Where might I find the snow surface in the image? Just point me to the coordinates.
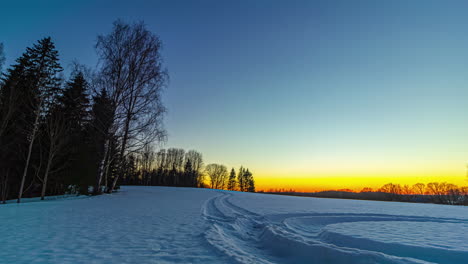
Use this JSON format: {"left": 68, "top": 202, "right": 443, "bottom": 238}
{"left": 0, "top": 186, "right": 467, "bottom": 264}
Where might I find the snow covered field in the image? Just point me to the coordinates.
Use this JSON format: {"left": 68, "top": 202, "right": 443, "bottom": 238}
{"left": 0, "top": 186, "right": 466, "bottom": 264}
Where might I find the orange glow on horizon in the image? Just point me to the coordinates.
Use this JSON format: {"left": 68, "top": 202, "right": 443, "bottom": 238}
{"left": 255, "top": 174, "right": 468, "bottom": 192}
{"left": 246, "top": 155, "right": 468, "bottom": 192}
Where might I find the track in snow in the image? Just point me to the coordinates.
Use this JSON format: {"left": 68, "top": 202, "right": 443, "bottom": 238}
{"left": 201, "top": 191, "right": 468, "bottom": 264}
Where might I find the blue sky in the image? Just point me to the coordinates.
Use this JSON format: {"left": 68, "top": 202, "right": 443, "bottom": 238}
{"left": 2, "top": 0, "right": 468, "bottom": 189}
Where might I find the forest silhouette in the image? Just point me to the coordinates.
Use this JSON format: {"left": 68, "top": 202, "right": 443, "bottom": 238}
{"left": 0, "top": 21, "right": 255, "bottom": 203}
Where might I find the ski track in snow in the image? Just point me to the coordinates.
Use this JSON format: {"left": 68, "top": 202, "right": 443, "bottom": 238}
{"left": 202, "top": 191, "right": 468, "bottom": 264}
{"left": 1, "top": 186, "right": 467, "bottom": 264}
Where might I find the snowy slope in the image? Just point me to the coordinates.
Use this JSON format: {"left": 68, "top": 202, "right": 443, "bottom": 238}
{"left": 0, "top": 186, "right": 466, "bottom": 264}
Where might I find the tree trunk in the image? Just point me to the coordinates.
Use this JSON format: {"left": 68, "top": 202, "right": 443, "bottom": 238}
{"left": 41, "top": 154, "right": 53, "bottom": 200}
{"left": 95, "top": 139, "right": 109, "bottom": 194}
{"left": 18, "top": 105, "right": 41, "bottom": 203}
{"left": 103, "top": 152, "right": 112, "bottom": 193}
{"left": 109, "top": 117, "right": 130, "bottom": 193}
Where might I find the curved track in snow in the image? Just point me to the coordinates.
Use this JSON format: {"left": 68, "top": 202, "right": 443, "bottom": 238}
{"left": 202, "top": 191, "right": 468, "bottom": 264}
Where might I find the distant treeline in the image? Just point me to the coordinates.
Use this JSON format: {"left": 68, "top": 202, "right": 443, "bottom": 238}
{"left": 120, "top": 147, "right": 255, "bottom": 192}
{"left": 260, "top": 182, "right": 468, "bottom": 205}
{"left": 0, "top": 21, "right": 254, "bottom": 204}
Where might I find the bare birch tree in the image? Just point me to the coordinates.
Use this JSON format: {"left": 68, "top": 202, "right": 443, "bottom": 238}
{"left": 96, "top": 20, "right": 167, "bottom": 193}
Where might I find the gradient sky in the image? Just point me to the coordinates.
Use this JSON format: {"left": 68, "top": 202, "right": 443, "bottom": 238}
{"left": 2, "top": 0, "right": 468, "bottom": 191}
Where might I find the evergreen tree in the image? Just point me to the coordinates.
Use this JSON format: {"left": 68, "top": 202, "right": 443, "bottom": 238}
{"left": 244, "top": 169, "right": 255, "bottom": 192}
{"left": 237, "top": 166, "right": 245, "bottom": 192}
{"left": 227, "top": 168, "right": 236, "bottom": 191}
{"left": 0, "top": 51, "right": 29, "bottom": 202}
{"left": 8, "top": 37, "right": 63, "bottom": 203}
{"left": 59, "top": 71, "right": 90, "bottom": 131}
{"left": 57, "top": 71, "right": 91, "bottom": 194}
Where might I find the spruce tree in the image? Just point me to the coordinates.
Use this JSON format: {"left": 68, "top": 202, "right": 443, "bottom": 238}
{"left": 227, "top": 168, "right": 236, "bottom": 191}
{"left": 56, "top": 71, "right": 91, "bottom": 194}
{"left": 14, "top": 37, "right": 63, "bottom": 203}
{"left": 0, "top": 47, "right": 32, "bottom": 203}
{"left": 59, "top": 72, "right": 90, "bottom": 131}
{"left": 245, "top": 169, "right": 255, "bottom": 192}
{"left": 237, "top": 166, "right": 245, "bottom": 192}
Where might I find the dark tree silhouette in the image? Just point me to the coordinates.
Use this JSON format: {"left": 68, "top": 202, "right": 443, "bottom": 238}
{"left": 227, "top": 168, "right": 236, "bottom": 191}
{"left": 244, "top": 169, "right": 255, "bottom": 192}
{"left": 13, "top": 38, "right": 63, "bottom": 203}
{"left": 185, "top": 150, "right": 204, "bottom": 187}
{"left": 96, "top": 20, "right": 167, "bottom": 193}
{"left": 206, "top": 164, "right": 228, "bottom": 190}
{"left": 237, "top": 166, "right": 246, "bottom": 192}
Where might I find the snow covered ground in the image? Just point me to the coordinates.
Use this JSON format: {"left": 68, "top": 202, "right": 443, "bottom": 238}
{"left": 0, "top": 186, "right": 466, "bottom": 264}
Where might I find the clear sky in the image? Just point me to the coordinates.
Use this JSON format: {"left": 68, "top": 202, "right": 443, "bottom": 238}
{"left": 2, "top": 0, "right": 468, "bottom": 191}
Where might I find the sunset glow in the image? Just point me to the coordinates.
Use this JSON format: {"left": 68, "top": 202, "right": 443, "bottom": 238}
{"left": 3, "top": 0, "right": 468, "bottom": 192}
{"left": 1, "top": 1, "right": 468, "bottom": 263}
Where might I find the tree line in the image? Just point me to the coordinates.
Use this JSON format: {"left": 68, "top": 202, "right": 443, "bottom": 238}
{"left": 261, "top": 181, "right": 468, "bottom": 205}
{"left": 0, "top": 20, "right": 255, "bottom": 203}
{"left": 373, "top": 182, "right": 468, "bottom": 205}
{"left": 119, "top": 146, "right": 255, "bottom": 192}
